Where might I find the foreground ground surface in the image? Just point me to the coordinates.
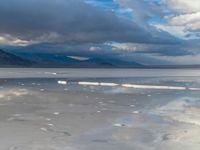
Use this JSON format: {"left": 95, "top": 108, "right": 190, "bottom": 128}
{"left": 0, "top": 68, "right": 200, "bottom": 150}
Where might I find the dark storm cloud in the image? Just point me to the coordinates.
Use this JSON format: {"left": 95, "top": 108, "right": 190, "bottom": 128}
{"left": 133, "top": 43, "right": 192, "bottom": 56}
{"left": 0, "top": 0, "right": 179, "bottom": 44}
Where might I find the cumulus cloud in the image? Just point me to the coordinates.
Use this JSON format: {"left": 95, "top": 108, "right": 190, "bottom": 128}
{"left": 162, "top": 0, "right": 200, "bottom": 13}
{"left": 115, "top": 0, "right": 200, "bottom": 39}
{"left": 0, "top": 0, "right": 180, "bottom": 46}
{"left": 162, "top": 0, "right": 200, "bottom": 37}
{"left": 114, "top": 0, "right": 163, "bottom": 27}
{"left": 112, "top": 43, "right": 137, "bottom": 52}
{"left": 155, "top": 24, "right": 188, "bottom": 39}
{"left": 0, "top": 34, "right": 36, "bottom": 46}
{"left": 109, "top": 41, "right": 192, "bottom": 57}
{"left": 1, "top": 0, "right": 199, "bottom": 65}
{"left": 168, "top": 12, "right": 200, "bottom": 32}
{"left": 89, "top": 46, "right": 102, "bottom": 51}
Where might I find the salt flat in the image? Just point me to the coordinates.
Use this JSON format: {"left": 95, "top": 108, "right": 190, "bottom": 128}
{"left": 0, "top": 69, "right": 200, "bottom": 150}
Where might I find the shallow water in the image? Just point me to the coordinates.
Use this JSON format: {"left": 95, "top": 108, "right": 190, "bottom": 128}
{"left": 1, "top": 68, "right": 200, "bottom": 78}
{"left": 0, "top": 68, "right": 200, "bottom": 150}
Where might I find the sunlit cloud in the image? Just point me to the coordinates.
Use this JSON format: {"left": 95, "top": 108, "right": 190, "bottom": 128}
{"left": 0, "top": 35, "right": 34, "bottom": 46}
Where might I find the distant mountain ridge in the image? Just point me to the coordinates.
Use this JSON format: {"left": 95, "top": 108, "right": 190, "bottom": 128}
{"left": 1, "top": 49, "right": 200, "bottom": 68}
{"left": 9, "top": 51, "right": 143, "bottom": 68}
{"left": 0, "top": 49, "right": 32, "bottom": 67}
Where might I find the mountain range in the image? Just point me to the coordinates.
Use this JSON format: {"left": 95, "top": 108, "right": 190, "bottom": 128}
{"left": 1, "top": 49, "right": 200, "bottom": 68}
{"left": 0, "top": 49, "right": 142, "bottom": 68}
{"left": 0, "top": 49, "right": 32, "bottom": 67}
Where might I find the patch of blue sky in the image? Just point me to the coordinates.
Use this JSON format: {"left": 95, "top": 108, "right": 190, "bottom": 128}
{"left": 145, "top": 0, "right": 162, "bottom": 5}
{"left": 116, "top": 8, "right": 133, "bottom": 20}
{"left": 84, "top": 0, "right": 133, "bottom": 20}
{"left": 84, "top": 0, "right": 120, "bottom": 12}
{"left": 149, "top": 16, "right": 167, "bottom": 25}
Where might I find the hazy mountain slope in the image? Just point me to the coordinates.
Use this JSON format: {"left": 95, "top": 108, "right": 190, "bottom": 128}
{"left": 0, "top": 48, "right": 143, "bottom": 67}
{"left": 14, "top": 52, "right": 143, "bottom": 68}
{"left": 0, "top": 49, "right": 32, "bottom": 67}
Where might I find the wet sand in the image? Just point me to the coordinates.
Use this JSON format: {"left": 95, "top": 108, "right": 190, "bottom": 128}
{"left": 0, "top": 69, "right": 200, "bottom": 150}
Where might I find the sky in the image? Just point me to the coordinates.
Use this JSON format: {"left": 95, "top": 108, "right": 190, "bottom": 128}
{"left": 0, "top": 0, "right": 200, "bottom": 65}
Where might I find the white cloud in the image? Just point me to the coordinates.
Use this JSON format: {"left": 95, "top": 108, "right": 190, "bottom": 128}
{"left": 114, "top": 0, "right": 160, "bottom": 28}
{"left": 89, "top": 46, "right": 102, "bottom": 51}
{"left": 0, "top": 32, "right": 67, "bottom": 46}
{"left": 0, "top": 34, "right": 34, "bottom": 46}
{"left": 112, "top": 43, "right": 137, "bottom": 52}
{"left": 162, "top": 0, "right": 200, "bottom": 13}
{"left": 154, "top": 24, "right": 189, "bottom": 39}
{"left": 169, "top": 12, "right": 200, "bottom": 32}
{"left": 161, "top": 0, "right": 200, "bottom": 38}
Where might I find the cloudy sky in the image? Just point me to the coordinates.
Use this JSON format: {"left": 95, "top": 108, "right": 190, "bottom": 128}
{"left": 0, "top": 0, "right": 200, "bottom": 65}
